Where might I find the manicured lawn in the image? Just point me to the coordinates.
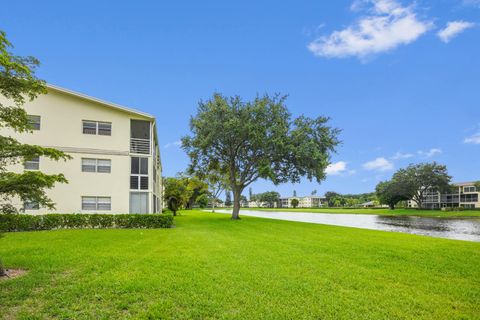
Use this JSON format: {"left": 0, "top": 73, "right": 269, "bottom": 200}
{"left": 242, "top": 207, "right": 480, "bottom": 217}
{"left": 1, "top": 211, "right": 479, "bottom": 319}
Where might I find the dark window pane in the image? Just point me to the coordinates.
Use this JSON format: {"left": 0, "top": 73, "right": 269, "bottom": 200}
{"left": 97, "top": 160, "right": 111, "bottom": 173}
{"left": 97, "top": 197, "right": 111, "bottom": 210}
{"left": 82, "top": 197, "right": 97, "bottom": 210}
{"left": 24, "top": 201, "right": 39, "bottom": 210}
{"left": 130, "top": 176, "right": 139, "bottom": 189}
{"left": 27, "top": 115, "right": 41, "bottom": 130}
{"left": 98, "top": 122, "right": 111, "bottom": 136}
{"left": 131, "top": 157, "right": 139, "bottom": 174}
{"left": 82, "top": 158, "right": 96, "bottom": 172}
{"left": 140, "top": 158, "right": 148, "bottom": 174}
{"left": 140, "top": 176, "right": 149, "bottom": 190}
{"left": 130, "top": 120, "right": 150, "bottom": 139}
{"left": 83, "top": 121, "right": 97, "bottom": 134}
{"left": 24, "top": 157, "right": 40, "bottom": 170}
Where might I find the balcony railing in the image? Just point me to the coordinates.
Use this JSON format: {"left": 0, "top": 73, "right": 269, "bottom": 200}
{"left": 130, "top": 138, "right": 150, "bottom": 154}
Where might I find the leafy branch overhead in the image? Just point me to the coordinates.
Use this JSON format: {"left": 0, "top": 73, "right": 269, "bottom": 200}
{"left": 182, "top": 93, "right": 340, "bottom": 219}
{"left": 0, "top": 30, "right": 70, "bottom": 211}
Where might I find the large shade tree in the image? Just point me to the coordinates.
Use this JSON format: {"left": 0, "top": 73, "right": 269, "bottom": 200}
{"left": 182, "top": 93, "right": 340, "bottom": 219}
{"left": 375, "top": 180, "right": 409, "bottom": 210}
{"left": 0, "top": 31, "right": 70, "bottom": 211}
{"left": 392, "top": 162, "right": 451, "bottom": 209}
{"left": 257, "top": 191, "right": 280, "bottom": 208}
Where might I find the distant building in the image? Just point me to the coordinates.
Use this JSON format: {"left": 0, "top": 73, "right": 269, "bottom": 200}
{"left": 246, "top": 200, "right": 277, "bottom": 208}
{"left": 407, "top": 182, "right": 479, "bottom": 209}
{"left": 358, "top": 201, "right": 388, "bottom": 208}
{"left": 278, "top": 196, "right": 326, "bottom": 208}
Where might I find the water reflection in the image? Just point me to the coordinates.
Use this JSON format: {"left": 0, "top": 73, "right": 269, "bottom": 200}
{"left": 214, "top": 210, "right": 480, "bottom": 242}
{"left": 375, "top": 215, "right": 480, "bottom": 242}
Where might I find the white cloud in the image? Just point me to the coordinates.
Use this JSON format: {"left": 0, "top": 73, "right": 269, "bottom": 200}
{"left": 363, "top": 157, "right": 394, "bottom": 171}
{"left": 326, "top": 161, "right": 349, "bottom": 175}
{"left": 464, "top": 133, "right": 480, "bottom": 144}
{"left": 307, "top": 0, "right": 432, "bottom": 59}
{"left": 391, "top": 152, "right": 414, "bottom": 160}
{"left": 418, "top": 148, "right": 442, "bottom": 158}
{"left": 438, "top": 21, "right": 475, "bottom": 43}
{"left": 164, "top": 140, "right": 182, "bottom": 148}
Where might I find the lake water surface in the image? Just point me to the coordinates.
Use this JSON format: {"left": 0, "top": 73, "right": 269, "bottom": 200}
{"left": 214, "top": 209, "right": 480, "bottom": 242}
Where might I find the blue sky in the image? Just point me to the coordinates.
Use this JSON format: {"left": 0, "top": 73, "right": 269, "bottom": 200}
{"left": 2, "top": 0, "right": 479, "bottom": 198}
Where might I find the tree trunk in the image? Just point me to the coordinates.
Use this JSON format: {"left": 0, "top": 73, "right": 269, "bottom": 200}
{"left": 389, "top": 203, "right": 395, "bottom": 210}
{"left": 211, "top": 199, "right": 215, "bottom": 213}
{"left": 231, "top": 187, "right": 242, "bottom": 220}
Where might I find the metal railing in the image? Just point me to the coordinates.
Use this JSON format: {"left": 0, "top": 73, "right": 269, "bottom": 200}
{"left": 130, "top": 138, "right": 151, "bottom": 154}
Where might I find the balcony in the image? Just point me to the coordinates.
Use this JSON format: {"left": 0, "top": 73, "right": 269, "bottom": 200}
{"left": 130, "top": 138, "right": 150, "bottom": 154}
{"left": 131, "top": 119, "right": 151, "bottom": 154}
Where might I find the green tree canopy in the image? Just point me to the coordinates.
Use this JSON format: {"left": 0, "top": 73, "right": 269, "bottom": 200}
{"left": 163, "top": 177, "right": 191, "bottom": 215}
{"left": 392, "top": 162, "right": 451, "bottom": 209}
{"left": 375, "top": 180, "right": 409, "bottom": 210}
{"left": 182, "top": 93, "right": 340, "bottom": 219}
{"left": 256, "top": 191, "right": 280, "bottom": 208}
{"left": 0, "top": 30, "right": 70, "bottom": 211}
{"left": 291, "top": 198, "right": 299, "bottom": 208}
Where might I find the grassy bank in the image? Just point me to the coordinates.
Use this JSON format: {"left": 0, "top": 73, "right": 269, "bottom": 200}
{"left": 1, "top": 211, "right": 479, "bottom": 319}
{"left": 240, "top": 207, "right": 480, "bottom": 217}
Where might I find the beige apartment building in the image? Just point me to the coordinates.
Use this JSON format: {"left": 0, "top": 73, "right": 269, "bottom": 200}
{"left": 407, "top": 182, "right": 479, "bottom": 209}
{"left": 278, "top": 196, "right": 326, "bottom": 208}
{"left": 0, "top": 84, "right": 162, "bottom": 214}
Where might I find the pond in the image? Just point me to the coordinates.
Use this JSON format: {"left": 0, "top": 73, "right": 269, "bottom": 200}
{"left": 214, "top": 209, "right": 480, "bottom": 242}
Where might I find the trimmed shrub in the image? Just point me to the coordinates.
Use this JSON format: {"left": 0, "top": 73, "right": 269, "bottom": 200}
{"left": 0, "top": 213, "right": 174, "bottom": 232}
{"left": 441, "top": 207, "right": 466, "bottom": 212}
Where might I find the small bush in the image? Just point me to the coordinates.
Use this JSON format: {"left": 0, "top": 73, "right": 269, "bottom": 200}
{"left": 441, "top": 207, "right": 466, "bottom": 212}
{"left": 0, "top": 213, "right": 174, "bottom": 232}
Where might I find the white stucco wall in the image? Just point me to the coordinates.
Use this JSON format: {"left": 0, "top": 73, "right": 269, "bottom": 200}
{"left": 0, "top": 86, "right": 162, "bottom": 214}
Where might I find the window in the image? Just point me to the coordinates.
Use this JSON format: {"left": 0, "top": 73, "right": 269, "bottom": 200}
{"left": 464, "top": 186, "right": 476, "bottom": 193}
{"left": 130, "top": 157, "right": 148, "bottom": 190}
{"left": 83, "top": 121, "right": 97, "bottom": 134}
{"left": 82, "top": 158, "right": 111, "bottom": 173}
{"left": 24, "top": 200, "right": 39, "bottom": 210}
{"left": 460, "top": 193, "right": 478, "bottom": 203}
{"left": 27, "top": 115, "right": 41, "bottom": 130}
{"left": 97, "top": 197, "right": 112, "bottom": 210}
{"left": 24, "top": 157, "right": 40, "bottom": 170}
{"left": 82, "top": 121, "right": 111, "bottom": 135}
{"left": 82, "top": 196, "right": 111, "bottom": 210}
{"left": 97, "top": 159, "right": 111, "bottom": 173}
{"left": 98, "top": 122, "right": 112, "bottom": 136}
{"left": 130, "top": 192, "right": 148, "bottom": 213}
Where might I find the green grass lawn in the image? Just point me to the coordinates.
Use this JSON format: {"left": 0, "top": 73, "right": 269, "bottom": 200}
{"left": 1, "top": 211, "right": 479, "bottom": 319}
{"left": 241, "top": 207, "right": 480, "bottom": 217}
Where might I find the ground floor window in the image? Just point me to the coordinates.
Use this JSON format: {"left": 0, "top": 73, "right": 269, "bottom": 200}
{"left": 24, "top": 200, "right": 39, "bottom": 210}
{"left": 130, "top": 192, "right": 148, "bottom": 214}
{"left": 82, "top": 196, "right": 111, "bottom": 211}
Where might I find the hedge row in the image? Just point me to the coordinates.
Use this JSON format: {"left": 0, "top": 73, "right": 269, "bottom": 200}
{"left": 0, "top": 213, "right": 174, "bottom": 232}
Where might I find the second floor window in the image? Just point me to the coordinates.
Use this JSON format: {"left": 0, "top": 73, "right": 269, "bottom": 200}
{"left": 82, "top": 158, "right": 111, "bottom": 173}
{"left": 464, "top": 186, "right": 476, "bottom": 193}
{"left": 82, "top": 121, "right": 111, "bottom": 136}
{"left": 24, "top": 157, "right": 40, "bottom": 170}
{"left": 130, "top": 157, "right": 148, "bottom": 190}
{"left": 27, "top": 115, "right": 41, "bottom": 130}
